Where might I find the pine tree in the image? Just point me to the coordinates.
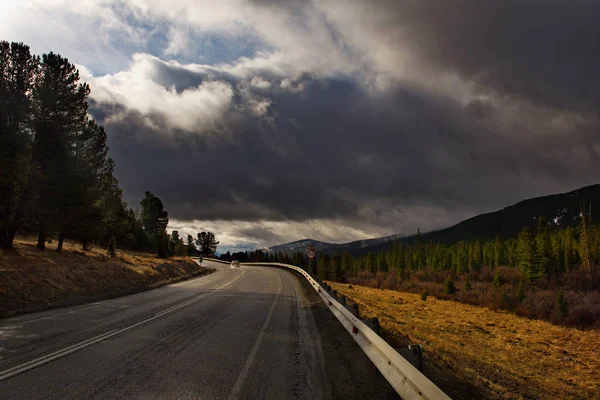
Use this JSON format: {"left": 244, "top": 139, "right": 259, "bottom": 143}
{"left": 555, "top": 289, "right": 568, "bottom": 321}
{"left": 95, "top": 158, "right": 129, "bottom": 246}
{"left": 141, "top": 192, "right": 169, "bottom": 241}
{"left": 535, "top": 216, "right": 552, "bottom": 275}
{"left": 551, "top": 233, "right": 564, "bottom": 274}
{"left": 464, "top": 276, "right": 472, "bottom": 291}
{"left": 156, "top": 232, "right": 169, "bottom": 258}
{"left": 416, "top": 229, "right": 425, "bottom": 269}
{"left": 57, "top": 120, "right": 113, "bottom": 251}
{"left": 317, "top": 253, "right": 330, "bottom": 280}
{"left": 494, "top": 235, "right": 504, "bottom": 266}
{"left": 467, "top": 242, "right": 474, "bottom": 272}
{"left": 186, "top": 234, "right": 196, "bottom": 256}
{"left": 366, "top": 252, "right": 376, "bottom": 274}
{"left": 563, "top": 227, "right": 576, "bottom": 271}
{"left": 506, "top": 240, "right": 517, "bottom": 267}
{"left": 31, "top": 52, "right": 91, "bottom": 250}
{"left": 341, "top": 252, "right": 353, "bottom": 278}
{"left": 473, "top": 241, "right": 482, "bottom": 271}
{"left": 579, "top": 202, "right": 596, "bottom": 284}
{"left": 396, "top": 241, "right": 404, "bottom": 270}
{"left": 517, "top": 279, "right": 526, "bottom": 301}
{"left": 493, "top": 269, "right": 504, "bottom": 289}
{"left": 331, "top": 254, "right": 343, "bottom": 281}
{"left": 377, "top": 249, "right": 388, "bottom": 272}
{"left": 517, "top": 227, "right": 542, "bottom": 289}
{"left": 0, "top": 42, "right": 39, "bottom": 249}
{"left": 129, "top": 208, "right": 151, "bottom": 251}
{"left": 195, "top": 231, "right": 219, "bottom": 256}
{"left": 170, "top": 230, "right": 185, "bottom": 256}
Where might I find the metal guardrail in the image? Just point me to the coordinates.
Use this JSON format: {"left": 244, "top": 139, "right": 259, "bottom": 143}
{"left": 202, "top": 257, "right": 231, "bottom": 265}
{"left": 242, "top": 262, "right": 451, "bottom": 400}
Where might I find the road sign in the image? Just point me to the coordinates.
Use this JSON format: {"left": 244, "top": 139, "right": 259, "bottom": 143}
{"left": 307, "top": 250, "right": 315, "bottom": 259}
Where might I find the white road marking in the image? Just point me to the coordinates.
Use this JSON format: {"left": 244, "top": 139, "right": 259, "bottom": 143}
{"left": 1, "top": 301, "right": 121, "bottom": 328}
{"left": 227, "top": 272, "right": 282, "bottom": 400}
{"left": 0, "top": 269, "right": 245, "bottom": 382}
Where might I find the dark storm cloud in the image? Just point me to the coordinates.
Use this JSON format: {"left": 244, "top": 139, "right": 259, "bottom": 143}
{"left": 84, "top": 0, "right": 600, "bottom": 243}
{"left": 93, "top": 57, "right": 600, "bottom": 232}
{"left": 236, "top": 226, "right": 286, "bottom": 245}
{"left": 369, "top": 0, "right": 600, "bottom": 111}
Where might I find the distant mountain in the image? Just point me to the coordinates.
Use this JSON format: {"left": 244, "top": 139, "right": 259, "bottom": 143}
{"left": 270, "top": 184, "right": 600, "bottom": 256}
{"left": 268, "top": 233, "right": 404, "bottom": 255}
{"left": 268, "top": 239, "right": 330, "bottom": 254}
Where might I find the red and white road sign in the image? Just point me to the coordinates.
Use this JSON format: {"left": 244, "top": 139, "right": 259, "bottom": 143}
{"left": 307, "top": 250, "right": 315, "bottom": 259}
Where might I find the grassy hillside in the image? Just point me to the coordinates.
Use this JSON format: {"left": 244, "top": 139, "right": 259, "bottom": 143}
{"left": 0, "top": 237, "right": 214, "bottom": 318}
{"left": 329, "top": 282, "right": 600, "bottom": 400}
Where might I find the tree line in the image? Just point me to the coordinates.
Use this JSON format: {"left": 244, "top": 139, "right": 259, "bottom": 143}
{"left": 0, "top": 41, "right": 124, "bottom": 251}
{"left": 257, "top": 210, "right": 599, "bottom": 292}
{"left": 0, "top": 40, "right": 218, "bottom": 259}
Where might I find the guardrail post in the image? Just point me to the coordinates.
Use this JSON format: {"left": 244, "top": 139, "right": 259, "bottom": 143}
{"left": 398, "top": 344, "right": 424, "bottom": 372}
{"left": 331, "top": 290, "right": 337, "bottom": 299}
{"left": 372, "top": 317, "right": 380, "bottom": 335}
{"left": 340, "top": 295, "right": 346, "bottom": 306}
{"left": 362, "top": 317, "right": 379, "bottom": 335}
{"left": 410, "top": 345, "right": 423, "bottom": 372}
{"left": 350, "top": 303, "right": 360, "bottom": 318}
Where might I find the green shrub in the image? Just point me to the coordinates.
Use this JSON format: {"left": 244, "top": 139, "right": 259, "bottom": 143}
{"left": 555, "top": 289, "right": 568, "bottom": 320}
{"left": 493, "top": 269, "right": 504, "bottom": 289}
{"left": 444, "top": 277, "right": 456, "bottom": 294}
{"left": 517, "top": 279, "right": 526, "bottom": 301}
{"left": 420, "top": 290, "right": 428, "bottom": 301}
{"left": 500, "top": 287, "right": 508, "bottom": 304}
{"left": 107, "top": 236, "right": 117, "bottom": 258}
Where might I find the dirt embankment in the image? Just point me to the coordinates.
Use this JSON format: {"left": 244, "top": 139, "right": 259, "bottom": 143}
{"left": 0, "top": 237, "right": 214, "bottom": 318}
{"left": 328, "top": 282, "right": 600, "bottom": 400}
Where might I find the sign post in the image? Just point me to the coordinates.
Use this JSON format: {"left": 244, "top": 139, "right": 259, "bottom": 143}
{"left": 307, "top": 242, "right": 316, "bottom": 275}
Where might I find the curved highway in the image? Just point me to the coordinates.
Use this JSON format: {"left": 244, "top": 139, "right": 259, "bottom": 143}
{"left": 0, "top": 260, "right": 396, "bottom": 399}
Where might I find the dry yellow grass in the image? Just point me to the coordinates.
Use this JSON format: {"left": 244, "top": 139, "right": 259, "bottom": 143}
{"left": 328, "top": 282, "right": 600, "bottom": 400}
{"left": 0, "top": 236, "right": 212, "bottom": 317}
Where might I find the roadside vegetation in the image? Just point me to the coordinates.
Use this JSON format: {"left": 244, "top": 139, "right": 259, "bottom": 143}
{"left": 328, "top": 282, "right": 600, "bottom": 400}
{"left": 259, "top": 212, "right": 600, "bottom": 329}
{"left": 0, "top": 236, "right": 213, "bottom": 318}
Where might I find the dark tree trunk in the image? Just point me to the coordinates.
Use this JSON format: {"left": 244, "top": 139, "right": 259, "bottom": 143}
{"left": 2, "top": 226, "right": 18, "bottom": 249}
{"left": 56, "top": 233, "right": 64, "bottom": 253}
{"left": 37, "top": 231, "right": 46, "bottom": 250}
{"left": 0, "top": 205, "right": 12, "bottom": 249}
{"left": 0, "top": 232, "right": 12, "bottom": 249}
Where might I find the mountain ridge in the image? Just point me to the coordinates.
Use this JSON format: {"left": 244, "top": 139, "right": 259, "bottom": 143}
{"left": 269, "top": 183, "right": 600, "bottom": 256}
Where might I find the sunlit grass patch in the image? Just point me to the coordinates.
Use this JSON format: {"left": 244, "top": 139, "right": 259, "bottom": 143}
{"left": 328, "top": 282, "right": 600, "bottom": 400}
{"left": 1, "top": 236, "right": 212, "bottom": 317}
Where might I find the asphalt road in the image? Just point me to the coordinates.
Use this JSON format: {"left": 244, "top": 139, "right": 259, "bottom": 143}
{"left": 0, "top": 260, "right": 397, "bottom": 399}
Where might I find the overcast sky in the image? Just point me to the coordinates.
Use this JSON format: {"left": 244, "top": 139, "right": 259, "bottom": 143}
{"left": 3, "top": 1, "right": 600, "bottom": 252}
